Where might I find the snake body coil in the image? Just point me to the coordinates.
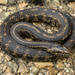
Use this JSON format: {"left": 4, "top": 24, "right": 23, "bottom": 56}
{"left": 0, "top": 8, "right": 75, "bottom": 61}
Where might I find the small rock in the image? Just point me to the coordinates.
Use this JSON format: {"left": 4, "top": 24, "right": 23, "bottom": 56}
{"left": 64, "top": 68, "right": 70, "bottom": 73}
{"left": 30, "top": 66, "right": 39, "bottom": 74}
{"left": 18, "top": 3, "right": 28, "bottom": 10}
{"left": 0, "top": 64, "right": 7, "bottom": 73}
{"left": 73, "top": 14, "right": 75, "bottom": 17}
{"left": 56, "top": 63, "right": 65, "bottom": 69}
{"left": 62, "top": 59, "right": 67, "bottom": 63}
{"left": 67, "top": 57, "right": 73, "bottom": 68}
{"left": 25, "top": 73, "right": 34, "bottom": 75}
{"left": 47, "top": 71, "right": 50, "bottom": 75}
{"left": 56, "top": 59, "right": 65, "bottom": 69}
{"left": 28, "top": 62, "right": 34, "bottom": 67}
{"left": 25, "top": 38, "right": 32, "bottom": 41}
{"left": 7, "top": 61, "right": 14, "bottom": 68}
{"left": 10, "top": 11, "right": 16, "bottom": 14}
{"left": 0, "top": 0, "right": 8, "bottom": 4}
{"left": 57, "top": 71, "right": 64, "bottom": 75}
{"left": 0, "top": 56, "right": 5, "bottom": 63}
{"left": 5, "top": 12, "right": 10, "bottom": 17}
{"left": 17, "top": 63, "right": 29, "bottom": 73}
{"left": 13, "top": 62, "right": 18, "bottom": 73}
{"left": 65, "top": 64, "right": 70, "bottom": 68}
{"left": 68, "top": 2, "right": 75, "bottom": 10}
{"left": 0, "top": 52, "right": 4, "bottom": 56}
{"left": 59, "top": 6, "right": 63, "bottom": 9}
{"left": 21, "top": 72, "right": 27, "bottom": 75}
{"left": 7, "top": 6, "right": 16, "bottom": 11}
{"left": 9, "top": 0, "right": 17, "bottom": 4}
{"left": 72, "top": 59, "right": 75, "bottom": 69}
{"left": 39, "top": 69, "right": 48, "bottom": 75}
{"left": 38, "top": 72, "right": 45, "bottom": 75}
{"left": 46, "top": 29, "right": 53, "bottom": 33}
{"left": 0, "top": 19, "right": 3, "bottom": 24}
{"left": 29, "top": 73, "right": 35, "bottom": 75}
{"left": 54, "top": 0, "right": 59, "bottom": 3}
{"left": 46, "top": 67, "right": 58, "bottom": 75}
{"left": 64, "top": 67, "right": 74, "bottom": 75}
{"left": 1, "top": 72, "right": 14, "bottom": 75}
{"left": 33, "top": 62, "right": 54, "bottom": 69}
{"left": 5, "top": 54, "right": 12, "bottom": 61}
{"left": 2, "top": 6, "right": 7, "bottom": 11}
{"left": 18, "top": 58, "right": 27, "bottom": 64}
{"left": 0, "top": 8, "right": 3, "bottom": 13}
{"left": 52, "top": 27, "right": 59, "bottom": 32}
{"left": 0, "top": 12, "right": 6, "bottom": 20}
{"left": 63, "top": 71, "right": 67, "bottom": 75}
{"left": 5, "top": 66, "right": 13, "bottom": 73}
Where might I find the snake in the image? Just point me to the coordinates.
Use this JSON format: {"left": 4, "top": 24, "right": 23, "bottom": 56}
{"left": 0, "top": 8, "right": 75, "bottom": 62}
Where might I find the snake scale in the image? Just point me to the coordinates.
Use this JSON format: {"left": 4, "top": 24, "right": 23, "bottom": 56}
{"left": 0, "top": 8, "right": 75, "bottom": 62}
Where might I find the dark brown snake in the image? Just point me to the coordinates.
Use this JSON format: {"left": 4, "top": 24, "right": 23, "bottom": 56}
{"left": 0, "top": 8, "right": 75, "bottom": 63}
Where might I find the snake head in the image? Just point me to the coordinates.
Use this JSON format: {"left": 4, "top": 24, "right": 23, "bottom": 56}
{"left": 48, "top": 45, "right": 71, "bottom": 57}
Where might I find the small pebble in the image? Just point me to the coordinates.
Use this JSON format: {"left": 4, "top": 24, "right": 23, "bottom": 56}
{"left": 0, "top": 56, "right": 5, "bottom": 63}
{"left": 0, "top": 0, "right": 8, "bottom": 4}
{"left": 1, "top": 72, "right": 14, "bottom": 75}
{"left": 65, "top": 64, "right": 70, "bottom": 68}
{"left": 59, "top": 6, "right": 63, "bottom": 9}
{"left": 30, "top": 66, "right": 39, "bottom": 74}
{"left": 7, "top": 6, "right": 16, "bottom": 11}
{"left": 54, "top": 0, "right": 59, "bottom": 3}
{"left": 0, "top": 64, "right": 7, "bottom": 73}
{"left": 21, "top": 72, "right": 27, "bottom": 75}
{"left": 56, "top": 60, "right": 65, "bottom": 69}
{"left": 18, "top": 3, "right": 28, "bottom": 10}
{"left": 38, "top": 72, "right": 45, "bottom": 75}
{"left": 17, "top": 63, "right": 29, "bottom": 73}
{"left": 5, "top": 66, "right": 13, "bottom": 73}
{"left": 0, "top": 8, "right": 3, "bottom": 12}
{"left": 57, "top": 71, "right": 63, "bottom": 75}
{"left": 2, "top": 6, "right": 7, "bottom": 11}
{"left": 39, "top": 69, "right": 48, "bottom": 75}
{"left": 64, "top": 68, "right": 69, "bottom": 72}
{"left": 5, "top": 54, "right": 12, "bottom": 61}
{"left": 5, "top": 12, "right": 10, "bottom": 17}
{"left": 46, "top": 67, "right": 58, "bottom": 75}
{"left": 33, "top": 62, "right": 54, "bottom": 69}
